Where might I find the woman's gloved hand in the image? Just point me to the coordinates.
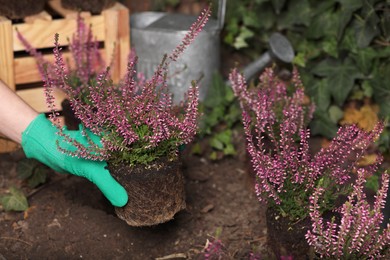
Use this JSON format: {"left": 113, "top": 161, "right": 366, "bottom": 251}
{"left": 21, "top": 114, "right": 128, "bottom": 207}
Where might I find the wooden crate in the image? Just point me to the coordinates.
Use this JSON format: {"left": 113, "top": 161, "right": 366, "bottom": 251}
{"left": 0, "top": 0, "right": 130, "bottom": 152}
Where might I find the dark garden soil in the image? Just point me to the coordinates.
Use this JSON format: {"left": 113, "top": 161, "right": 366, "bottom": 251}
{"left": 0, "top": 134, "right": 274, "bottom": 259}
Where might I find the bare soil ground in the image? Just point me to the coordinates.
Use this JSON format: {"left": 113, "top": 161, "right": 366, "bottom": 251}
{"left": 0, "top": 135, "right": 271, "bottom": 259}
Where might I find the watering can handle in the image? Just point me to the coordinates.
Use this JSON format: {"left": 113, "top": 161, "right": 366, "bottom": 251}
{"left": 217, "top": 0, "right": 226, "bottom": 30}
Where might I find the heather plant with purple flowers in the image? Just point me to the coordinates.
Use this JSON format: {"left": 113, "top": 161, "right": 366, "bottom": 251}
{"left": 306, "top": 169, "right": 390, "bottom": 259}
{"left": 17, "top": 15, "right": 106, "bottom": 101}
{"left": 203, "top": 238, "right": 226, "bottom": 260}
{"left": 23, "top": 7, "right": 211, "bottom": 166}
{"left": 229, "top": 67, "right": 384, "bottom": 221}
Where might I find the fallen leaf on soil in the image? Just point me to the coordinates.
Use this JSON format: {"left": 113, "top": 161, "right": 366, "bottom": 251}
{"left": 340, "top": 103, "right": 379, "bottom": 132}
{"left": 357, "top": 154, "right": 378, "bottom": 167}
{"left": 23, "top": 206, "right": 36, "bottom": 219}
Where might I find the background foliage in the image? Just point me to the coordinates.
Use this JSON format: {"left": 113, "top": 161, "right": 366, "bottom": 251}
{"left": 223, "top": 0, "right": 390, "bottom": 148}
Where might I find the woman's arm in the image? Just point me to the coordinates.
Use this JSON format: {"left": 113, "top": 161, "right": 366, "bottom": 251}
{"left": 0, "top": 80, "right": 38, "bottom": 143}
{"left": 0, "top": 79, "right": 128, "bottom": 207}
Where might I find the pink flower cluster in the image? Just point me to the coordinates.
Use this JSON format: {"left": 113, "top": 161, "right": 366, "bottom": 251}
{"left": 18, "top": 15, "right": 106, "bottom": 95}
{"left": 306, "top": 169, "right": 390, "bottom": 258}
{"left": 229, "top": 67, "right": 383, "bottom": 206}
{"left": 20, "top": 8, "right": 211, "bottom": 164}
{"left": 204, "top": 238, "right": 226, "bottom": 260}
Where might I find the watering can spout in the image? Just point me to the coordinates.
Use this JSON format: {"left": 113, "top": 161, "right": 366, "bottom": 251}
{"left": 242, "top": 32, "right": 295, "bottom": 82}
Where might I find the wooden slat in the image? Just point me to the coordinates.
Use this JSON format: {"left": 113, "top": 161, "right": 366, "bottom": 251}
{"left": 116, "top": 3, "right": 131, "bottom": 80}
{"left": 0, "top": 2, "right": 130, "bottom": 153}
{"left": 16, "top": 87, "right": 67, "bottom": 113}
{"left": 14, "top": 49, "right": 107, "bottom": 85}
{"left": 103, "top": 3, "right": 130, "bottom": 83}
{"left": 103, "top": 8, "right": 119, "bottom": 82}
{"left": 24, "top": 11, "right": 52, "bottom": 23}
{"left": 0, "top": 16, "right": 15, "bottom": 90}
{"left": 13, "top": 15, "right": 105, "bottom": 51}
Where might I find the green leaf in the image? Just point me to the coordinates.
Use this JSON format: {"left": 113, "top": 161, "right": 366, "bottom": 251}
{"left": 203, "top": 73, "right": 226, "bottom": 108}
{"left": 16, "top": 158, "right": 40, "bottom": 180}
{"left": 225, "top": 86, "right": 235, "bottom": 103}
{"left": 0, "top": 187, "right": 29, "bottom": 211}
{"left": 293, "top": 38, "right": 322, "bottom": 60}
{"left": 278, "top": 0, "right": 311, "bottom": 29}
{"left": 312, "top": 57, "right": 364, "bottom": 106}
{"left": 257, "top": 4, "right": 277, "bottom": 30}
{"left": 370, "top": 67, "right": 390, "bottom": 117}
{"left": 223, "top": 143, "right": 237, "bottom": 156}
{"left": 293, "top": 52, "right": 306, "bottom": 67}
{"left": 321, "top": 37, "right": 338, "bottom": 58}
{"left": 242, "top": 11, "right": 261, "bottom": 28}
{"left": 209, "top": 151, "right": 218, "bottom": 161}
{"left": 209, "top": 130, "right": 236, "bottom": 156}
{"left": 339, "top": 26, "right": 358, "bottom": 52}
{"left": 370, "top": 78, "right": 390, "bottom": 117}
{"left": 225, "top": 103, "right": 241, "bottom": 127}
{"left": 210, "top": 137, "right": 224, "bottom": 150}
{"left": 365, "top": 174, "right": 379, "bottom": 192}
{"left": 378, "top": 128, "right": 390, "bottom": 153}
{"left": 215, "top": 129, "right": 233, "bottom": 145}
{"left": 305, "top": 78, "right": 331, "bottom": 111}
{"left": 306, "top": 10, "right": 339, "bottom": 39}
{"left": 191, "top": 142, "right": 202, "bottom": 155}
{"left": 270, "top": 0, "right": 287, "bottom": 14}
{"left": 310, "top": 111, "right": 338, "bottom": 138}
{"left": 311, "top": 1, "right": 337, "bottom": 17}
{"left": 233, "top": 26, "right": 255, "bottom": 49}
{"left": 328, "top": 105, "right": 344, "bottom": 124}
{"left": 353, "top": 3, "right": 380, "bottom": 48}
{"left": 27, "top": 167, "right": 48, "bottom": 188}
{"left": 380, "top": 5, "right": 390, "bottom": 41}
{"left": 350, "top": 47, "right": 378, "bottom": 75}
{"left": 336, "top": 0, "right": 364, "bottom": 40}
{"left": 362, "top": 80, "right": 373, "bottom": 98}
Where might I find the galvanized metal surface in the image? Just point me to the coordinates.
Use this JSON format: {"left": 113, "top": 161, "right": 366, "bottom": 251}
{"left": 130, "top": 0, "right": 226, "bottom": 104}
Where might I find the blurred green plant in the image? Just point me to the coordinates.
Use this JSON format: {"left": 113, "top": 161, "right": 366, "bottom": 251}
{"left": 195, "top": 73, "right": 241, "bottom": 160}
{"left": 223, "top": 0, "right": 390, "bottom": 150}
{"left": 16, "top": 158, "right": 49, "bottom": 189}
{"left": 0, "top": 159, "right": 50, "bottom": 211}
{"left": 0, "top": 186, "right": 28, "bottom": 212}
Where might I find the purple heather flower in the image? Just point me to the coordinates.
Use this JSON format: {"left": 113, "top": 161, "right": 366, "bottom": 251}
{"left": 248, "top": 252, "right": 261, "bottom": 260}
{"left": 38, "top": 7, "right": 211, "bottom": 164}
{"left": 169, "top": 7, "right": 211, "bottom": 62}
{"left": 204, "top": 238, "right": 225, "bottom": 260}
{"left": 306, "top": 169, "right": 390, "bottom": 258}
{"left": 230, "top": 67, "right": 385, "bottom": 222}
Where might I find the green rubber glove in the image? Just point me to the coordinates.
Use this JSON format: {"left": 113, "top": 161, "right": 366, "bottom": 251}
{"left": 21, "top": 114, "right": 128, "bottom": 207}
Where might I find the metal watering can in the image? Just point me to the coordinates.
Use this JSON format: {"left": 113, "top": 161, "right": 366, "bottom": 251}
{"left": 130, "top": 0, "right": 226, "bottom": 104}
